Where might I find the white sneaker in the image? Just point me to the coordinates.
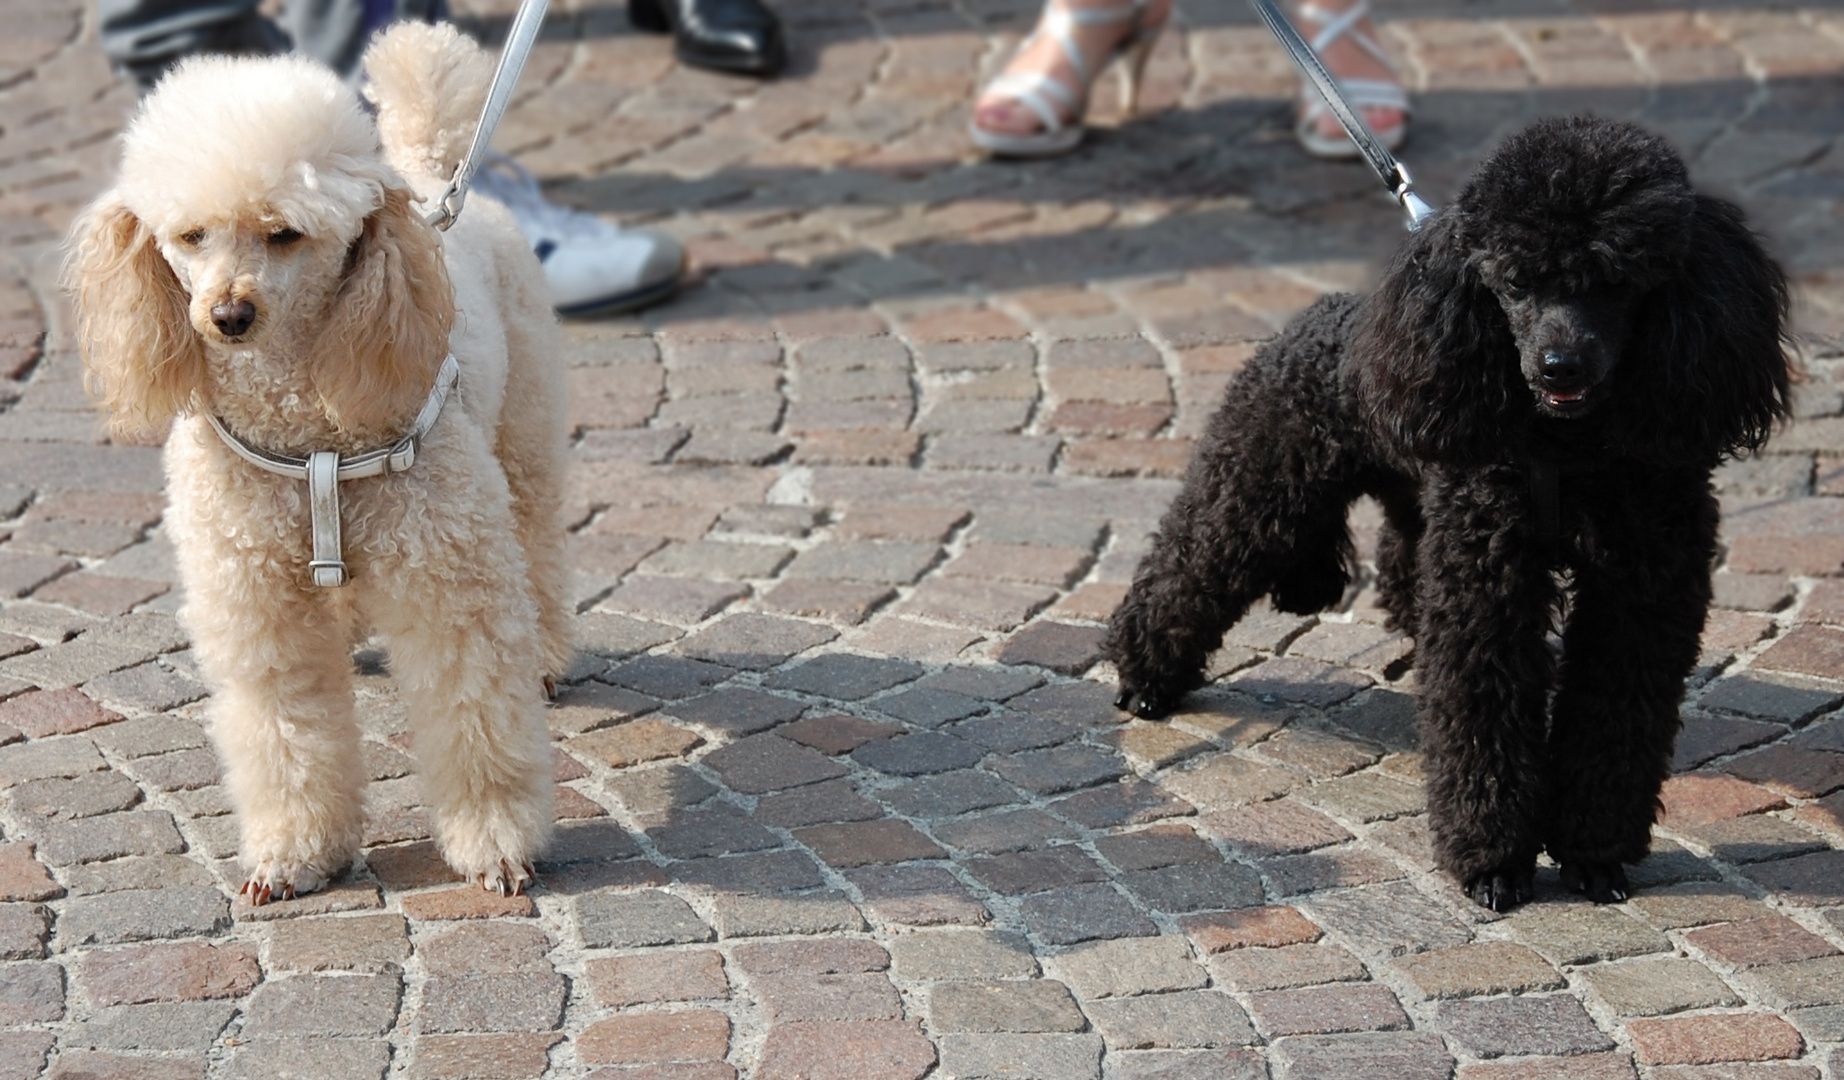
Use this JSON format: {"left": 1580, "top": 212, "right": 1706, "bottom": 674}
{"left": 474, "top": 154, "right": 685, "bottom": 316}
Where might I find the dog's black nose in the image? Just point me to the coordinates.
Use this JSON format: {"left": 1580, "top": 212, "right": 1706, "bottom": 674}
{"left": 211, "top": 299, "right": 256, "bottom": 337}
{"left": 1541, "top": 351, "right": 1588, "bottom": 390}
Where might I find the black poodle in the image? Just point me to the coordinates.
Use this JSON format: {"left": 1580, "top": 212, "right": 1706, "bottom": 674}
{"left": 1108, "top": 116, "right": 1793, "bottom": 911}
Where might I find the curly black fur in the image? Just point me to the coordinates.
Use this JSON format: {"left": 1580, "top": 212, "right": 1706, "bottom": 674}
{"left": 1108, "top": 117, "right": 1792, "bottom": 911}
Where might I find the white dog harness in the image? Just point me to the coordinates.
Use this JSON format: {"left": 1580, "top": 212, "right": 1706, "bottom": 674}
{"left": 204, "top": 354, "right": 460, "bottom": 587}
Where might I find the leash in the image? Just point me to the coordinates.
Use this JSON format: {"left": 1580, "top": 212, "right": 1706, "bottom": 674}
{"left": 205, "top": 355, "right": 461, "bottom": 587}
{"left": 1247, "top": 0, "right": 1435, "bottom": 231}
{"left": 424, "top": 0, "right": 552, "bottom": 231}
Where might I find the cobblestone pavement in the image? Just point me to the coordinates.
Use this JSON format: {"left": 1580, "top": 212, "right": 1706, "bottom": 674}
{"left": 5, "top": 0, "right": 1844, "bottom": 1076}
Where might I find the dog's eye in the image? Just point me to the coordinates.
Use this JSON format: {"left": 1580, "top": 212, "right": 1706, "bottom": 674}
{"left": 266, "top": 227, "right": 304, "bottom": 246}
{"left": 178, "top": 228, "right": 205, "bottom": 247}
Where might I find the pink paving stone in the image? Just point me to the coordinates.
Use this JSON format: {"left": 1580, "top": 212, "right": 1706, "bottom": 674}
{"left": 577, "top": 1010, "right": 731, "bottom": 1066}
{"left": 1658, "top": 773, "right": 1789, "bottom": 828}
{"left": 1180, "top": 906, "right": 1323, "bottom": 953}
{"left": 0, "top": 687, "right": 123, "bottom": 738}
{"left": 1456, "top": 1052, "right": 1638, "bottom": 1080}
{"left": 409, "top": 1033, "right": 563, "bottom": 1080}
{"left": 1627, "top": 1014, "right": 1805, "bottom": 1065}
{"left": 587, "top": 950, "right": 729, "bottom": 1007}
{"left": 76, "top": 941, "right": 261, "bottom": 1006}
{"left": 756, "top": 1020, "right": 936, "bottom": 1080}
{"left": 28, "top": 572, "right": 168, "bottom": 617}
{"left": 902, "top": 308, "right": 1025, "bottom": 343}
{"left": 944, "top": 543, "right": 1093, "bottom": 587}
{"left": 892, "top": 577, "right": 1058, "bottom": 632}
{"left": 1060, "top": 437, "right": 1196, "bottom": 479}
{"left": 790, "top": 430, "right": 921, "bottom": 467}
{"left": 585, "top": 1066, "right": 736, "bottom": 1080}
{"left": 0, "top": 842, "right": 62, "bottom": 901}
{"left": 1684, "top": 916, "right": 1841, "bottom": 968}
{"left": 1753, "top": 624, "right": 1844, "bottom": 679}
{"left": 400, "top": 887, "right": 537, "bottom": 921}
{"left": 1047, "top": 582, "right": 1128, "bottom": 622}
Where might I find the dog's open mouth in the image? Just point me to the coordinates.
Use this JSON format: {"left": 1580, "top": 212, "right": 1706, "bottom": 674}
{"left": 1539, "top": 387, "right": 1593, "bottom": 414}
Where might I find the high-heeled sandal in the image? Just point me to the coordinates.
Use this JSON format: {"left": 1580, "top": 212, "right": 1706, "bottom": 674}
{"left": 969, "top": 0, "right": 1168, "bottom": 159}
{"left": 1292, "top": 0, "right": 1409, "bottom": 159}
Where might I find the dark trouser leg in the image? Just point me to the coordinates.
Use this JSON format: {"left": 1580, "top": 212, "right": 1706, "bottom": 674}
{"left": 99, "top": 0, "right": 283, "bottom": 88}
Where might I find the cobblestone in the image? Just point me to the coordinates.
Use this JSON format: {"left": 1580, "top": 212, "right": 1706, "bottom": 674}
{"left": 9, "top": 0, "right": 1844, "bottom": 1068}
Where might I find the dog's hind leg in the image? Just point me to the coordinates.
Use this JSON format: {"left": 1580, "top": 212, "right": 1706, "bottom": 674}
{"left": 1415, "top": 466, "right": 1557, "bottom": 912}
{"left": 1545, "top": 475, "right": 1717, "bottom": 903}
{"left": 494, "top": 268, "right": 572, "bottom": 693}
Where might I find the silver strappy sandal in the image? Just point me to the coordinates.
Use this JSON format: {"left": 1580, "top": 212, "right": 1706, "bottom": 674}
{"left": 1293, "top": 0, "right": 1409, "bottom": 159}
{"left": 969, "top": 0, "right": 1168, "bottom": 159}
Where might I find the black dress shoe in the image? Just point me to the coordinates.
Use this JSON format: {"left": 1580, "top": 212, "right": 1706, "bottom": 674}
{"left": 629, "top": 0, "right": 786, "bottom": 77}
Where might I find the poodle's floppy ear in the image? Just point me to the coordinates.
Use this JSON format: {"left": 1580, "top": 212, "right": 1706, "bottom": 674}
{"left": 313, "top": 182, "right": 454, "bottom": 433}
{"left": 1350, "top": 213, "right": 1522, "bottom": 464}
{"left": 1615, "top": 194, "right": 1791, "bottom": 461}
{"left": 62, "top": 197, "right": 206, "bottom": 442}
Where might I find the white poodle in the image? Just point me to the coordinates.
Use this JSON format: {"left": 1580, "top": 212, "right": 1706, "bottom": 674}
{"left": 64, "top": 24, "right": 570, "bottom": 900}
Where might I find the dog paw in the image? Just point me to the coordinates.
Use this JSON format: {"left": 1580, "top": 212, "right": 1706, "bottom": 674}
{"left": 1560, "top": 860, "right": 1630, "bottom": 904}
{"left": 1113, "top": 686, "right": 1175, "bottom": 720}
{"left": 475, "top": 859, "right": 536, "bottom": 897}
{"left": 1463, "top": 863, "right": 1535, "bottom": 912}
{"left": 240, "top": 861, "right": 328, "bottom": 907}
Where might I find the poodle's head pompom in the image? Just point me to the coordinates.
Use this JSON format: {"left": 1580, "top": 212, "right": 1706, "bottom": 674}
{"left": 64, "top": 53, "right": 453, "bottom": 438}
{"left": 1354, "top": 116, "right": 1791, "bottom": 465}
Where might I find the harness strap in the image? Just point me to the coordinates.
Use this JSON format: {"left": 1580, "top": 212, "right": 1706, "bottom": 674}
{"left": 203, "top": 354, "right": 460, "bottom": 588}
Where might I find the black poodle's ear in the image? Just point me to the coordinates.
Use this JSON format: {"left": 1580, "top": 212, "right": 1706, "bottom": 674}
{"left": 1350, "top": 214, "right": 1522, "bottom": 464}
{"left": 1615, "top": 195, "right": 1791, "bottom": 462}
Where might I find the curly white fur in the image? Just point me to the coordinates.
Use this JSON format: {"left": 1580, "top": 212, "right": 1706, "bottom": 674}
{"left": 63, "top": 24, "right": 570, "bottom": 899}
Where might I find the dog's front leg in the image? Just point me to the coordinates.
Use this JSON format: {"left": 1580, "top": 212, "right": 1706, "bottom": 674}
{"left": 186, "top": 579, "right": 365, "bottom": 904}
{"left": 1545, "top": 473, "right": 1717, "bottom": 903}
{"left": 1415, "top": 466, "right": 1558, "bottom": 912}
{"left": 363, "top": 461, "right": 554, "bottom": 895}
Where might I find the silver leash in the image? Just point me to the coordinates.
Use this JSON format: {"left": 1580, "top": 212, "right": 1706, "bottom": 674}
{"left": 424, "top": 0, "right": 552, "bottom": 231}
{"left": 1247, "top": 0, "right": 1435, "bottom": 231}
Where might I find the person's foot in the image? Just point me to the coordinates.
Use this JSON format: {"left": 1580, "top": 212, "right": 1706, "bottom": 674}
{"left": 970, "top": 0, "right": 1172, "bottom": 157}
{"left": 1291, "top": 0, "right": 1408, "bottom": 157}
{"left": 628, "top": 0, "right": 786, "bottom": 78}
{"left": 474, "top": 155, "right": 685, "bottom": 317}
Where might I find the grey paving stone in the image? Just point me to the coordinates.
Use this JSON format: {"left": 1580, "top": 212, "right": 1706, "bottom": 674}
{"left": 986, "top": 744, "right": 1127, "bottom": 795}
{"left": 755, "top": 777, "right": 883, "bottom": 827}
{"left": 665, "top": 687, "right": 807, "bottom": 736}
{"left": 674, "top": 613, "right": 837, "bottom": 670}
{"left": 419, "top": 970, "right": 567, "bottom": 1033}
{"left": 242, "top": 973, "right": 402, "bottom": 1037}
{"left": 649, "top": 805, "right": 783, "bottom": 859}
{"left": 853, "top": 731, "right": 986, "bottom": 776}
{"left": 60, "top": 854, "right": 217, "bottom": 896}
{"left": 967, "top": 846, "right": 1107, "bottom": 895}
{"left": 6, "top": 768, "right": 142, "bottom": 821}
{"left": 0, "top": 736, "right": 106, "bottom": 786}
{"left": 1505, "top": 902, "right": 1674, "bottom": 965}
{"left": 27, "top": 809, "right": 185, "bottom": 865}
{"left": 1085, "top": 990, "right": 1257, "bottom": 1049}
{"left": 1578, "top": 957, "right": 1742, "bottom": 1016}
{"left": 1207, "top": 943, "right": 1369, "bottom": 993}
{"left": 933, "top": 808, "right": 1080, "bottom": 854}
{"left": 710, "top": 892, "right": 867, "bottom": 938}
{"left": 535, "top": 819, "right": 643, "bottom": 867}
{"left": 873, "top": 686, "right": 988, "bottom": 727}
{"left": 576, "top": 889, "right": 714, "bottom": 948}
{"left": 847, "top": 864, "right": 992, "bottom": 926}
{"left": 88, "top": 714, "right": 208, "bottom": 757}
{"left": 917, "top": 666, "right": 1045, "bottom": 702}
{"left": 227, "top": 1038, "right": 390, "bottom": 1080}
{"left": 938, "top": 1033, "right": 1104, "bottom": 1080}
{"left": 765, "top": 654, "right": 925, "bottom": 699}
{"left": 641, "top": 540, "right": 795, "bottom": 580}
{"left": 0, "top": 903, "right": 50, "bottom": 960}
{"left": 782, "top": 541, "right": 942, "bottom": 584}
{"left": 572, "top": 611, "right": 682, "bottom": 658}
{"left": 971, "top": 512, "right": 1107, "bottom": 550}
{"left": 1055, "top": 935, "right": 1210, "bottom": 999}
{"left": 1104, "top": 1049, "right": 1269, "bottom": 1080}
{"left": 671, "top": 850, "right": 827, "bottom": 895}
{"left": 880, "top": 770, "right": 1019, "bottom": 818}
{"left": 1118, "top": 861, "right": 1266, "bottom": 914}
{"left": 928, "top": 980, "right": 1088, "bottom": 1033}
{"left": 1700, "top": 672, "right": 1843, "bottom": 724}
{"left": 889, "top": 930, "right": 1040, "bottom": 981}
{"left": 1019, "top": 883, "right": 1159, "bottom": 946}
{"left": 1436, "top": 994, "right": 1616, "bottom": 1057}
{"left": 66, "top": 1001, "right": 238, "bottom": 1053}
{"left": 1245, "top": 984, "right": 1412, "bottom": 1037}
{"left": 0, "top": 960, "right": 63, "bottom": 1024}
{"left": 953, "top": 710, "right": 1078, "bottom": 753}
{"left": 1007, "top": 682, "right": 1121, "bottom": 727}
{"left": 83, "top": 662, "right": 207, "bottom": 713}
{"left": 1270, "top": 1032, "right": 1454, "bottom": 1080}
{"left": 1739, "top": 954, "right": 1844, "bottom": 1009}
{"left": 1051, "top": 779, "right": 1195, "bottom": 830}
{"left": 59, "top": 886, "right": 231, "bottom": 946}
{"left": 602, "top": 655, "right": 734, "bottom": 699}
{"left": 703, "top": 733, "right": 847, "bottom": 794}
{"left": 1300, "top": 882, "right": 1473, "bottom": 958}
{"left": 1, "top": 637, "right": 152, "bottom": 689}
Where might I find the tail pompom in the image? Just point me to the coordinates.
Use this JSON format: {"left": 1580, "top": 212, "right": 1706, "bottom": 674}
{"left": 361, "top": 22, "right": 492, "bottom": 182}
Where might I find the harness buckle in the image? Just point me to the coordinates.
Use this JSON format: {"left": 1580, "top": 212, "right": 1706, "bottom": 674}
{"left": 387, "top": 435, "right": 418, "bottom": 474}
